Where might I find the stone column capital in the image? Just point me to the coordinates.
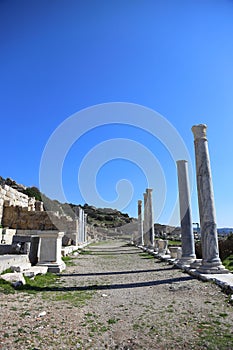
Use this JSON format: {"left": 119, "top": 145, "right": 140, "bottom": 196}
{"left": 191, "top": 124, "right": 207, "bottom": 140}
{"left": 146, "top": 188, "right": 153, "bottom": 194}
{"left": 138, "top": 200, "right": 142, "bottom": 205}
{"left": 176, "top": 160, "right": 188, "bottom": 165}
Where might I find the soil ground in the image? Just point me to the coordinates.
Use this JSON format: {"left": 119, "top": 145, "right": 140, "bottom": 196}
{"left": 0, "top": 240, "right": 233, "bottom": 350}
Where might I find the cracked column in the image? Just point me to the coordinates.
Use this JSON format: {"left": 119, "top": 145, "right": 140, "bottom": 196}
{"left": 137, "top": 200, "right": 144, "bottom": 245}
{"left": 146, "top": 188, "right": 154, "bottom": 248}
{"left": 192, "top": 124, "right": 227, "bottom": 273}
{"left": 176, "top": 160, "right": 196, "bottom": 266}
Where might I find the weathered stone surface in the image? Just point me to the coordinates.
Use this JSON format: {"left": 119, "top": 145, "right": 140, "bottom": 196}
{"left": 192, "top": 124, "right": 228, "bottom": 274}
{"left": 0, "top": 254, "right": 29, "bottom": 273}
{"left": 176, "top": 160, "right": 196, "bottom": 266}
{"left": 11, "top": 262, "right": 32, "bottom": 272}
{"left": 0, "top": 272, "right": 26, "bottom": 287}
{"left": 137, "top": 200, "right": 143, "bottom": 245}
{"left": 169, "top": 246, "right": 181, "bottom": 259}
{"left": 37, "top": 231, "right": 66, "bottom": 273}
{"left": 2, "top": 205, "right": 79, "bottom": 233}
{"left": 23, "top": 265, "right": 48, "bottom": 277}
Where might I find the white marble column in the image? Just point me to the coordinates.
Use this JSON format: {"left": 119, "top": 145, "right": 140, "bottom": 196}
{"left": 143, "top": 192, "right": 148, "bottom": 246}
{"left": 192, "top": 124, "right": 227, "bottom": 273}
{"left": 82, "top": 209, "right": 85, "bottom": 242}
{"left": 176, "top": 160, "right": 196, "bottom": 265}
{"left": 78, "top": 208, "right": 83, "bottom": 243}
{"left": 138, "top": 200, "right": 144, "bottom": 245}
{"left": 146, "top": 188, "right": 154, "bottom": 248}
{"left": 84, "top": 213, "right": 88, "bottom": 242}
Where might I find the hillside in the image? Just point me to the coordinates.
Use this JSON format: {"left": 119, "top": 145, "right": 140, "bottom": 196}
{"left": 0, "top": 176, "right": 134, "bottom": 229}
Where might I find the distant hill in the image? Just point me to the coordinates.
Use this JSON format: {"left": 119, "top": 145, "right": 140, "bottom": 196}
{"left": 0, "top": 176, "right": 134, "bottom": 229}
{"left": 218, "top": 228, "right": 233, "bottom": 235}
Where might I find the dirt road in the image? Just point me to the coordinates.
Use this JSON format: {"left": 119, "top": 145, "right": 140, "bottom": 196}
{"left": 0, "top": 240, "right": 233, "bottom": 349}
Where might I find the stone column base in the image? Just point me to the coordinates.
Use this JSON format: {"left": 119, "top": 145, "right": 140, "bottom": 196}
{"left": 175, "top": 256, "right": 196, "bottom": 268}
{"left": 189, "top": 259, "right": 202, "bottom": 269}
{"left": 38, "top": 261, "right": 66, "bottom": 273}
{"left": 196, "top": 261, "right": 230, "bottom": 274}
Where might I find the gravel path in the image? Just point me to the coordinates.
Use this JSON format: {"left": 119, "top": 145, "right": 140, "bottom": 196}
{"left": 0, "top": 240, "right": 233, "bottom": 349}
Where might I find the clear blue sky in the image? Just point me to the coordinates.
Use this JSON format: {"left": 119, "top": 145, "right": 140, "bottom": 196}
{"left": 1, "top": 0, "right": 233, "bottom": 227}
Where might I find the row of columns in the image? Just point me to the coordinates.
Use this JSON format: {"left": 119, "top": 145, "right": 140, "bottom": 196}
{"left": 137, "top": 124, "right": 227, "bottom": 274}
{"left": 137, "top": 188, "right": 154, "bottom": 248}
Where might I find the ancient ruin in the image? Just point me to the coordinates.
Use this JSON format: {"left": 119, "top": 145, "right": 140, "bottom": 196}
{"left": 192, "top": 124, "right": 228, "bottom": 274}
{"left": 176, "top": 160, "right": 196, "bottom": 266}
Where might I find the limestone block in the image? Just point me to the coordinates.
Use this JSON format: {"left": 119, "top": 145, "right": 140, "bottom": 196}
{"left": 5, "top": 192, "right": 16, "bottom": 200}
{"left": 35, "top": 201, "right": 44, "bottom": 211}
{"left": 169, "top": 246, "right": 181, "bottom": 259}
{"left": 4, "top": 185, "right": 10, "bottom": 191}
{"left": 11, "top": 263, "right": 32, "bottom": 272}
{"left": 0, "top": 189, "right": 6, "bottom": 196}
{"left": 37, "top": 231, "right": 66, "bottom": 273}
{"left": 0, "top": 272, "right": 26, "bottom": 287}
{"left": 158, "top": 239, "right": 168, "bottom": 255}
{"left": 23, "top": 266, "right": 48, "bottom": 277}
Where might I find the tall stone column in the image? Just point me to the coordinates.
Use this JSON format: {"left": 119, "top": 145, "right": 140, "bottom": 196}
{"left": 78, "top": 208, "right": 83, "bottom": 243}
{"left": 176, "top": 160, "right": 196, "bottom": 265}
{"left": 84, "top": 213, "right": 88, "bottom": 242}
{"left": 138, "top": 200, "right": 144, "bottom": 245}
{"left": 82, "top": 209, "right": 85, "bottom": 242}
{"left": 192, "top": 124, "right": 227, "bottom": 273}
{"left": 146, "top": 188, "right": 154, "bottom": 248}
{"left": 143, "top": 192, "right": 148, "bottom": 246}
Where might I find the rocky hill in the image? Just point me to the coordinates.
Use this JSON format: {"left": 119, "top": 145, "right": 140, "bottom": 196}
{"left": 0, "top": 176, "right": 135, "bottom": 229}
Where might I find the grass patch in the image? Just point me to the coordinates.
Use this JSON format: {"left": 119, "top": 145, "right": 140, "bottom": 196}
{"left": 168, "top": 240, "right": 182, "bottom": 246}
{"left": 0, "top": 278, "right": 15, "bottom": 294}
{"left": 17, "top": 272, "right": 59, "bottom": 294}
{"left": 79, "top": 249, "right": 92, "bottom": 255}
{"left": 223, "top": 254, "right": 233, "bottom": 271}
{"left": 1, "top": 268, "right": 12, "bottom": 275}
{"left": 49, "top": 290, "right": 94, "bottom": 307}
{"left": 62, "top": 256, "right": 76, "bottom": 266}
{"left": 107, "top": 318, "right": 118, "bottom": 325}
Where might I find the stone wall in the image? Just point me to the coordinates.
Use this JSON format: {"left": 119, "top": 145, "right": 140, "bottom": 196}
{"left": 0, "top": 184, "right": 45, "bottom": 225}
{"left": 0, "top": 184, "right": 29, "bottom": 223}
{"left": 2, "top": 205, "right": 77, "bottom": 232}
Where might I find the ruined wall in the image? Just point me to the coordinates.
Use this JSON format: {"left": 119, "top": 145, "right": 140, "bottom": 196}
{"left": 0, "top": 184, "right": 45, "bottom": 226}
{"left": 2, "top": 206, "right": 78, "bottom": 232}
{"left": 0, "top": 184, "right": 29, "bottom": 223}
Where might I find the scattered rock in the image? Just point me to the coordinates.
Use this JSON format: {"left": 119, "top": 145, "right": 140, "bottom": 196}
{"left": 38, "top": 311, "right": 47, "bottom": 317}
{"left": 23, "top": 265, "right": 48, "bottom": 277}
{"left": 0, "top": 272, "right": 25, "bottom": 287}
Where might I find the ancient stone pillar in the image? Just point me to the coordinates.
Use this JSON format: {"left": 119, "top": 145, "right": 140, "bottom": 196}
{"left": 192, "top": 124, "right": 227, "bottom": 273}
{"left": 143, "top": 192, "right": 148, "bottom": 246}
{"left": 146, "top": 188, "right": 154, "bottom": 248}
{"left": 84, "top": 213, "right": 88, "bottom": 242}
{"left": 78, "top": 208, "right": 83, "bottom": 243}
{"left": 37, "top": 231, "right": 66, "bottom": 273}
{"left": 176, "top": 160, "right": 196, "bottom": 265}
{"left": 137, "top": 200, "right": 144, "bottom": 245}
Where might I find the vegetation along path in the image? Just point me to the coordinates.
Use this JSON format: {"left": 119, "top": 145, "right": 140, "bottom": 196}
{"left": 1, "top": 240, "right": 233, "bottom": 350}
